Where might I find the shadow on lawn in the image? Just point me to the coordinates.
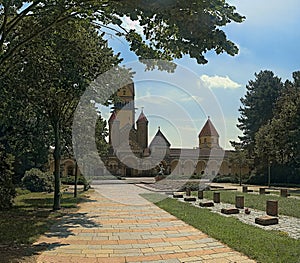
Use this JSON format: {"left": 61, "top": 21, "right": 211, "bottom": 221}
{"left": 0, "top": 194, "right": 101, "bottom": 262}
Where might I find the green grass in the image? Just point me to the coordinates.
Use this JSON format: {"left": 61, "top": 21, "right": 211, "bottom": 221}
{"left": 142, "top": 193, "right": 300, "bottom": 263}
{"left": 193, "top": 190, "right": 300, "bottom": 218}
{"left": 0, "top": 190, "right": 89, "bottom": 245}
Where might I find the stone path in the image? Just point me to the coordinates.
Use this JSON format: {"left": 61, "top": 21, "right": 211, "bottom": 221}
{"left": 35, "top": 183, "right": 255, "bottom": 263}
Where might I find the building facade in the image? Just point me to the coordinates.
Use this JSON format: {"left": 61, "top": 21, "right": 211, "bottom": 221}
{"left": 103, "top": 83, "right": 250, "bottom": 178}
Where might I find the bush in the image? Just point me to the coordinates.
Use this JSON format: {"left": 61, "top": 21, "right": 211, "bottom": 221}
{"left": 22, "top": 168, "right": 54, "bottom": 192}
{"left": 0, "top": 147, "right": 16, "bottom": 210}
{"left": 212, "top": 176, "right": 238, "bottom": 184}
{"left": 61, "top": 174, "right": 90, "bottom": 190}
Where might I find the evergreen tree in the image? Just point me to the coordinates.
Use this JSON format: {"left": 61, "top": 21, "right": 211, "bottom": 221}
{"left": 237, "top": 70, "right": 283, "bottom": 154}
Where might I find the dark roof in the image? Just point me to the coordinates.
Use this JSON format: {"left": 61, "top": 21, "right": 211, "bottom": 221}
{"left": 150, "top": 128, "right": 171, "bottom": 148}
{"left": 199, "top": 118, "right": 219, "bottom": 137}
{"left": 136, "top": 111, "right": 148, "bottom": 123}
{"left": 108, "top": 111, "right": 117, "bottom": 123}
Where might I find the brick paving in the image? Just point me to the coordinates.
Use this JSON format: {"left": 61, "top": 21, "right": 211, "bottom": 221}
{"left": 35, "top": 183, "right": 255, "bottom": 263}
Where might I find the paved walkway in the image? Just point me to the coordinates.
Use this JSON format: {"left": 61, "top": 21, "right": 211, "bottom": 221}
{"left": 35, "top": 183, "right": 255, "bottom": 263}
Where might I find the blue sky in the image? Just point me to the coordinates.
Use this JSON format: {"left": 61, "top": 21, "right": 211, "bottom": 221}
{"left": 99, "top": 0, "right": 300, "bottom": 150}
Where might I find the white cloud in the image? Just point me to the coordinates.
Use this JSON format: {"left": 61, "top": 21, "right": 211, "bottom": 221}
{"left": 121, "top": 16, "right": 143, "bottom": 34}
{"left": 200, "top": 75, "right": 241, "bottom": 89}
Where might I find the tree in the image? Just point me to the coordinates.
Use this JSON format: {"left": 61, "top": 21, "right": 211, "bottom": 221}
{"left": 2, "top": 20, "right": 121, "bottom": 210}
{"left": 255, "top": 71, "right": 300, "bottom": 183}
{"left": 1, "top": 0, "right": 245, "bottom": 72}
{"left": 237, "top": 70, "right": 283, "bottom": 155}
{"left": 0, "top": 143, "right": 16, "bottom": 210}
{"left": 229, "top": 142, "right": 252, "bottom": 185}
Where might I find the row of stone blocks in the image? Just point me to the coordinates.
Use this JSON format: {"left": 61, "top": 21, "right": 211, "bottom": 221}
{"left": 242, "top": 186, "right": 289, "bottom": 197}
{"left": 173, "top": 189, "right": 279, "bottom": 226}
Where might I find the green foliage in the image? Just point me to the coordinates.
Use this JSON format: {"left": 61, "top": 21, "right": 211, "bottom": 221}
{"left": 237, "top": 70, "right": 283, "bottom": 154}
{"left": 0, "top": 144, "right": 16, "bottom": 210}
{"left": 61, "top": 175, "right": 89, "bottom": 188}
{"left": 22, "top": 169, "right": 54, "bottom": 193}
{"left": 255, "top": 72, "right": 300, "bottom": 170}
{"left": 212, "top": 176, "right": 238, "bottom": 184}
{"left": 0, "top": 1, "right": 245, "bottom": 70}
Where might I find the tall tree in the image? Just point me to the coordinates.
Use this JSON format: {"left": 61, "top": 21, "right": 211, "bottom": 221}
{"left": 2, "top": 19, "right": 121, "bottom": 210}
{"left": 237, "top": 70, "right": 283, "bottom": 154}
{"left": 255, "top": 71, "right": 300, "bottom": 177}
{"left": 1, "top": 0, "right": 245, "bottom": 71}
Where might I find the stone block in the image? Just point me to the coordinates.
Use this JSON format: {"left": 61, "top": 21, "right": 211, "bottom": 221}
{"left": 255, "top": 216, "right": 279, "bottom": 226}
{"left": 173, "top": 192, "right": 184, "bottom": 198}
{"left": 198, "top": 190, "right": 204, "bottom": 199}
{"left": 235, "top": 195, "right": 244, "bottom": 209}
{"left": 184, "top": 196, "right": 196, "bottom": 202}
{"left": 221, "top": 208, "right": 239, "bottom": 214}
{"left": 199, "top": 201, "right": 214, "bottom": 207}
{"left": 259, "top": 188, "right": 266, "bottom": 195}
{"left": 280, "top": 189, "right": 288, "bottom": 197}
{"left": 266, "top": 200, "right": 278, "bottom": 216}
{"left": 186, "top": 188, "right": 191, "bottom": 196}
{"left": 213, "top": 192, "right": 220, "bottom": 203}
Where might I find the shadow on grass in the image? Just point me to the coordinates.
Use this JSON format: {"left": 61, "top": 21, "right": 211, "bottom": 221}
{"left": 0, "top": 191, "right": 101, "bottom": 262}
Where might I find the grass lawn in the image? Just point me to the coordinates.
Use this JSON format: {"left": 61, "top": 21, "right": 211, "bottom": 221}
{"left": 142, "top": 193, "right": 300, "bottom": 263}
{"left": 0, "top": 188, "right": 90, "bottom": 262}
{"left": 194, "top": 190, "right": 300, "bottom": 218}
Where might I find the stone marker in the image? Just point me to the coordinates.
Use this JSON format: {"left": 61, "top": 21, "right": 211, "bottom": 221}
{"left": 198, "top": 190, "right": 204, "bottom": 199}
{"left": 199, "top": 201, "right": 214, "bottom": 207}
{"left": 266, "top": 200, "right": 278, "bottom": 216}
{"left": 184, "top": 196, "right": 196, "bottom": 202}
{"left": 255, "top": 215, "right": 279, "bottom": 226}
{"left": 213, "top": 192, "right": 220, "bottom": 203}
{"left": 186, "top": 188, "right": 191, "bottom": 196}
{"left": 235, "top": 195, "right": 244, "bottom": 209}
{"left": 242, "top": 186, "right": 248, "bottom": 193}
{"left": 173, "top": 192, "right": 184, "bottom": 198}
{"left": 221, "top": 208, "right": 239, "bottom": 214}
{"left": 280, "top": 189, "right": 288, "bottom": 197}
{"left": 259, "top": 188, "right": 266, "bottom": 195}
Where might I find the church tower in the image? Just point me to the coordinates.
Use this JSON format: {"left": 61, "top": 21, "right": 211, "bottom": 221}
{"left": 136, "top": 109, "right": 148, "bottom": 150}
{"left": 198, "top": 117, "right": 220, "bottom": 149}
{"left": 113, "top": 83, "right": 135, "bottom": 129}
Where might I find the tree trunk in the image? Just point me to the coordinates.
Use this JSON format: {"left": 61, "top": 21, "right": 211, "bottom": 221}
{"left": 74, "top": 161, "right": 78, "bottom": 198}
{"left": 53, "top": 122, "right": 61, "bottom": 210}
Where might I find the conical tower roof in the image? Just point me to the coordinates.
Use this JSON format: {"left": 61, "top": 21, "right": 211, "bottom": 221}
{"left": 108, "top": 111, "right": 117, "bottom": 123}
{"left": 136, "top": 110, "right": 148, "bottom": 123}
{"left": 198, "top": 117, "right": 219, "bottom": 137}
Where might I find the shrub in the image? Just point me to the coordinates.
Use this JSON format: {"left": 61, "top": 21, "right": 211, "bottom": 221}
{"left": 212, "top": 176, "right": 238, "bottom": 184}
{"left": 0, "top": 147, "right": 16, "bottom": 210}
{"left": 61, "top": 174, "right": 90, "bottom": 190}
{"left": 22, "top": 168, "right": 54, "bottom": 192}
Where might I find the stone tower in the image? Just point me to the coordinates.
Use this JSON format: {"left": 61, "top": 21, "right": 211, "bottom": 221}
{"left": 136, "top": 110, "right": 148, "bottom": 150}
{"left": 113, "top": 83, "right": 135, "bottom": 129}
{"left": 198, "top": 117, "right": 220, "bottom": 149}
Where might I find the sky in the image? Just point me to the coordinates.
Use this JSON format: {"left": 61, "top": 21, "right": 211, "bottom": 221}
{"left": 98, "top": 0, "right": 300, "bottom": 150}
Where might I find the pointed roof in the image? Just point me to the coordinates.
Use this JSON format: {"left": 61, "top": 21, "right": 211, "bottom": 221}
{"left": 150, "top": 127, "right": 171, "bottom": 148}
{"left": 108, "top": 111, "right": 117, "bottom": 123}
{"left": 198, "top": 117, "right": 219, "bottom": 137}
{"left": 136, "top": 110, "right": 148, "bottom": 123}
